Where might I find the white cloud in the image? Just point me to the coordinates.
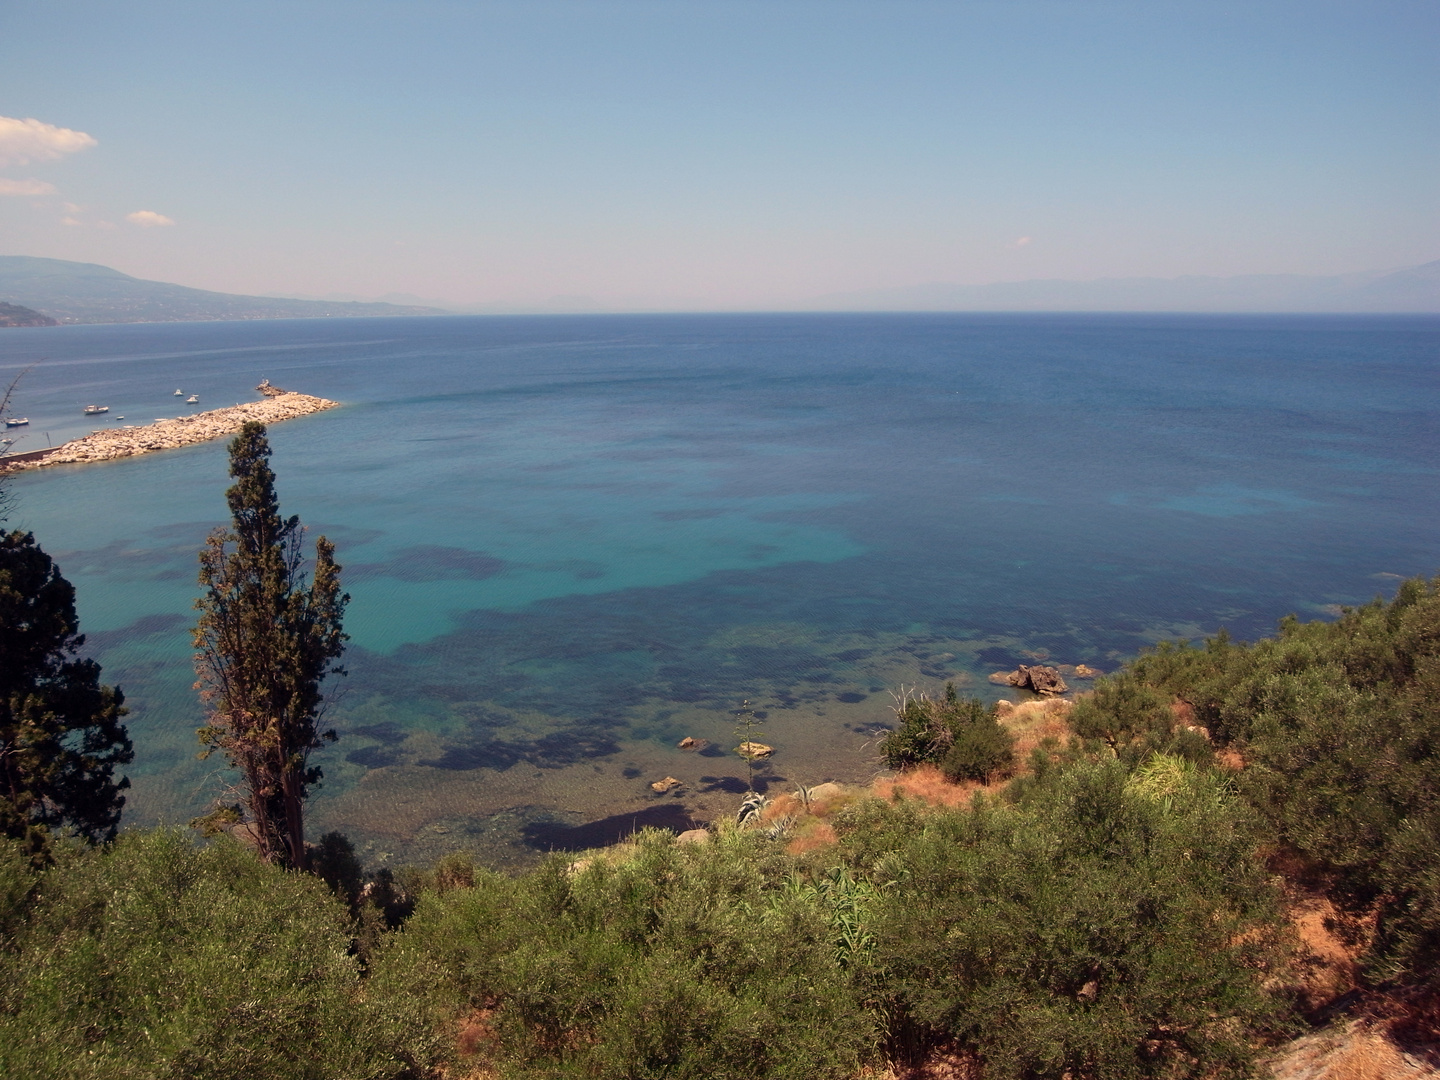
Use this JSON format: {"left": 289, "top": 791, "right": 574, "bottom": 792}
{"left": 0, "top": 115, "right": 97, "bottom": 167}
{"left": 1014, "top": 236, "right": 1033, "bottom": 247}
{"left": 126, "top": 210, "right": 175, "bottom": 227}
{"left": 0, "top": 177, "right": 57, "bottom": 196}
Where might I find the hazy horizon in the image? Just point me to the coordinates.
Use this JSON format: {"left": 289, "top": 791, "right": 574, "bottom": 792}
{"left": 2, "top": 2, "right": 1436, "bottom": 312}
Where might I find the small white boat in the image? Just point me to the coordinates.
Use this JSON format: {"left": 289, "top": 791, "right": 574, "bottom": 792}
{"left": 84, "top": 404, "right": 109, "bottom": 415}
{"left": 174, "top": 389, "right": 184, "bottom": 396}
{"left": 4, "top": 417, "right": 29, "bottom": 427}
{"left": 186, "top": 395, "right": 199, "bottom": 404}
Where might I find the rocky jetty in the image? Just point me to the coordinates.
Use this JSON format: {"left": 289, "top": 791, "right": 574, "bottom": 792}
{"left": 2, "top": 384, "right": 339, "bottom": 471}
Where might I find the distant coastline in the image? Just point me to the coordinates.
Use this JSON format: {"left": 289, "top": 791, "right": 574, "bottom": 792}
{"left": 0, "top": 301, "right": 58, "bottom": 328}
{"left": 0, "top": 255, "right": 451, "bottom": 325}
{"left": 1, "top": 384, "right": 338, "bottom": 472}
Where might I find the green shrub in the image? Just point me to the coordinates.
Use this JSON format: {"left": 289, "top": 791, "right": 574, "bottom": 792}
{"left": 387, "top": 827, "right": 876, "bottom": 1079}
{"left": 851, "top": 758, "right": 1287, "bottom": 1080}
{"left": 881, "top": 683, "right": 1015, "bottom": 781}
{"left": 0, "top": 829, "right": 439, "bottom": 1080}
{"left": 1072, "top": 576, "right": 1440, "bottom": 991}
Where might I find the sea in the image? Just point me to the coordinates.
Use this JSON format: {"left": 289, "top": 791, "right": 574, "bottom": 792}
{"left": 2, "top": 313, "right": 1437, "bottom": 868}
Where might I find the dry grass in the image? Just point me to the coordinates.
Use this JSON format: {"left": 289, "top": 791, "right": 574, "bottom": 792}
{"left": 857, "top": 1045, "right": 984, "bottom": 1080}
{"left": 1269, "top": 1020, "right": 1439, "bottom": 1080}
{"left": 872, "top": 764, "right": 985, "bottom": 808}
{"left": 786, "top": 819, "right": 839, "bottom": 855}
{"left": 439, "top": 1008, "right": 502, "bottom": 1080}
{"left": 996, "top": 697, "right": 1074, "bottom": 766}
{"left": 1288, "top": 894, "right": 1363, "bottom": 1009}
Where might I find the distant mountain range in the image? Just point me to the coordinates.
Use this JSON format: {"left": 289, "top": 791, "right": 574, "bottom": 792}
{"left": 2, "top": 254, "right": 1437, "bottom": 323}
{"left": 0, "top": 256, "right": 451, "bottom": 324}
{"left": 807, "top": 260, "right": 1440, "bottom": 313}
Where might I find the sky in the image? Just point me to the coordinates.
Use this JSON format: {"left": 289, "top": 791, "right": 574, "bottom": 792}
{"left": 0, "top": 1, "right": 1436, "bottom": 311}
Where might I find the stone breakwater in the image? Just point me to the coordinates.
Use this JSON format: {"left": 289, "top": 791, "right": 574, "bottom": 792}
{"left": 2, "top": 390, "right": 339, "bottom": 471}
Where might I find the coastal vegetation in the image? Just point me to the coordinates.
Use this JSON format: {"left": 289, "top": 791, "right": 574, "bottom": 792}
{"left": 191, "top": 421, "right": 349, "bottom": 868}
{"left": 0, "top": 529, "right": 132, "bottom": 864}
{"left": 1, "top": 424, "right": 1438, "bottom": 1077}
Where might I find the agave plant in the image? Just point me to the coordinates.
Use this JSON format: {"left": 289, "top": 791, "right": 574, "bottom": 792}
{"left": 736, "top": 790, "right": 768, "bottom": 826}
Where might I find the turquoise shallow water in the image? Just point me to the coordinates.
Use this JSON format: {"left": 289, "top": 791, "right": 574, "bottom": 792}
{"left": 3, "top": 313, "right": 1437, "bottom": 866}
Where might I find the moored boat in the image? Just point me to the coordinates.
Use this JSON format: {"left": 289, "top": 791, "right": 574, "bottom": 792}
{"left": 4, "top": 417, "right": 29, "bottom": 427}
{"left": 186, "top": 395, "right": 199, "bottom": 403}
{"left": 84, "top": 404, "right": 109, "bottom": 415}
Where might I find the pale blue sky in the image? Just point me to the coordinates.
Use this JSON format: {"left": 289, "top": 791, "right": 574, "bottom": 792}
{"left": 1, "top": 1, "right": 1435, "bottom": 309}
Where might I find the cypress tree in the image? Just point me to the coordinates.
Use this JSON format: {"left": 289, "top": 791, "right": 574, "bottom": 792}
{"left": 0, "top": 529, "right": 131, "bottom": 862}
{"left": 193, "top": 422, "right": 348, "bottom": 869}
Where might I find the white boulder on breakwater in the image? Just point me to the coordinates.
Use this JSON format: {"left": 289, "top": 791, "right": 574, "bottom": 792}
{"left": 1, "top": 383, "right": 339, "bottom": 471}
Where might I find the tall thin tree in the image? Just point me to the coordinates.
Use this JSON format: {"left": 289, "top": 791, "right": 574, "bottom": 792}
{"left": 193, "top": 421, "right": 348, "bottom": 869}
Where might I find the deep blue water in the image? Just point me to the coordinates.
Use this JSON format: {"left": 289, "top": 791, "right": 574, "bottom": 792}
{"left": 3, "top": 313, "right": 1437, "bottom": 865}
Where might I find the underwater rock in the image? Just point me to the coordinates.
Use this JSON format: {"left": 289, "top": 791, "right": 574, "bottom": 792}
{"left": 677, "top": 737, "right": 708, "bottom": 750}
{"left": 650, "top": 776, "right": 683, "bottom": 793}
{"left": 735, "top": 741, "right": 773, "bottom": 759}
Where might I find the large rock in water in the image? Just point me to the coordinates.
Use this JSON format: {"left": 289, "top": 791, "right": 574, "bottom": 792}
{"left": 1005, "top": 665, "right": 1069, "bottom": 695}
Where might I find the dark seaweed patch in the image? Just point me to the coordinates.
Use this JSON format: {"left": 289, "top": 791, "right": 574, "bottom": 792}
{"left": 977, "top": 647, "right": 1020, "bottom": 668}
{"left": 352, "top": 721, "right": 408, "bottom": 745}
{"left": 521, "top": 804, "right": 702, "bottom": 851}
{"left": 83, "top": 612, "right": 189, "bottom": 654}
{"left": 422, "top": 727, "right": 621, "bottom": 771}
{"left": 653, "top": 508, "right": 725, "bottom": 521}
{"left": 348, "top": 545, "right": 506, "bottom": 583}
{"left": 836, "top": 691, "right": 868, "bottom": 703}
{"left": 699, "top": 775, "right": 750, "bottom": 795}
{"left": 834, "top": 649, "right": 872, "bottom": 662}
{"left": 347, "top": 745, "right": 401, "bottom": 768}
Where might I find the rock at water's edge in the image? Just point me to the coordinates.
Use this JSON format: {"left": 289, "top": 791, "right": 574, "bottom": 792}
{"left": 1003, "top": 664, "right": 1069, "bottom": 695}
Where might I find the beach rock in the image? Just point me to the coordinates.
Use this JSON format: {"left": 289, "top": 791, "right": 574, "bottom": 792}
{"left": 988, "top": 671, "right": 1014, "bottom": 685}
{"left": 1003, "top": 665, "right": 1069, "bottom": 695}
{"left": 735, "top": 741, "right": 773, "bottom": 759}
{"left": 804, "top": 782, "right": 844, "bottom": 803}
{"left": 1072, "top": 664, "right": 1102, "bottom": 679}
{"left": 994, "top": 699, "right": 1015, "bottom": 715}
{"left": 676, "top": 828, "right": 709, "bottom": 845}
{"left": 650, "top": 776, "right": 682, "bottom": 793}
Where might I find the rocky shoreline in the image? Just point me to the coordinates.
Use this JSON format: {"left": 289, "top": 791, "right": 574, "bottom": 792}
{"left": 1, "top": 383, "right": 339, "bottom": 471}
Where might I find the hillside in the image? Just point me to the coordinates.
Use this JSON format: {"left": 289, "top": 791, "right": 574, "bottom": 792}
{"left": 0, "top": 301, "right": 58, "bottom": 328}
{"left": 0, "top": 256, "right": 451, "bottom": 324}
